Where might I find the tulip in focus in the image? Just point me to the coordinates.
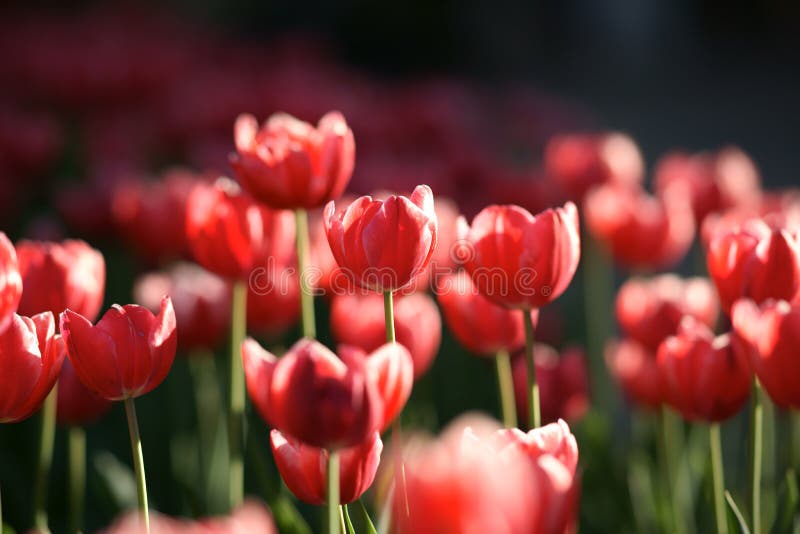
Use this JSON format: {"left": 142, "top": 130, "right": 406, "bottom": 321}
{"left": 0, "top": 231, "right": 22, "bottom": 332}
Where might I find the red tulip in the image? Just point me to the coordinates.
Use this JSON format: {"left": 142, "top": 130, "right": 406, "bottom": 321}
{"left": 324, "top": 185, "right": 438, "bottom": 292}
{"left": 605, "top": 339, "right": 663, "bottom": 409}
{"left": 330, "top": 291, "right": 440, "bottom": 379}
{"left": 657, "top": 317, "right": 751, "bottom": 422}
{"left": 185, "top": 178, "right": 295, "bottom": 280}
{"left": 15, "top": 239, "right": 105, "bottom": 321}
{"left": 0, "top": 312, "right": 64, "bottom": 423}
{"left": 56, "top": 356, "right": 112, "bottom": 426}
{"left": 134, "top": 263, "right": 231, "bottom": 352}
{"left": 732, "top": 299, "right": 800, "bottom": 409}
{"left": 231, "top": 111, "right": 355, "bottom": 209}
{"left": 706, "top": 218, "right": 800, "bottom": 314}
{"left": 544, "top": 132, "right": 644, "bottom": 201}
{"left": 242, "top": 338, "right": 381, "bottom": 449}
{"left": 308, "top": 204, "right": 351, "bottom": 296}
{"left": 415, "top": 197, "right": 461, "bottom": 290}
{"left": 271, "top": 430, "right": 382, "bottom": 505}
{"left": 513, "top": 345, "right": 589, "bottom": 425}
{"left": 60, "top": 297, "right": 177, "bottom": 400}
{"left": 247, "top": 269, "right": 301, "bottom": 338}
{"left": 615, "top": 275, "right": 719, "bottom": 351}
{"left": 0, "top": 232, "right": 22, "bottom": 332}
{"left": 584, "top": 183, "right": 695, "bottom": 269}
{"left": 458, "top": 202, "right": 580, "bottom": 309}
{"left": 437, "top": 271, "right": 538, "bottom": 356}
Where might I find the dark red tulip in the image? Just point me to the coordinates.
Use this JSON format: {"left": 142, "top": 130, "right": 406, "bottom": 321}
{"left": 242, "top": 338, "right": 381, "bottom": 449}
{"left": 324, "top": 185, "right": 438, "bottom": 292}
{"left": 60, "top": 297, "right": 177, "bottom": 401}
{"left": 185, "top": 178, "right": 295, "bottom": 280}
{"left": 231, "top": 111, "right": 355, "bottom": 210}
{"left": 544, "top": 132, "right": 644, "bottom": 201}
{"left": 247, "top": 269, "right": 301, "bottom": 338}
{"left": 605, "top": 339, "right": 663, "bottom": 409}
{"left": 513, "top": 344, "right": 589, "bottom": 425}
{"left": 0, "top": 312, "right": 64, "bottom": 423}
{"left": 134, "top": 263, "right": 231, "bottom": 352}
{"left": 615, "top": 275, "right": 719, "bottom": 351}
{"left": 458, "top": 202, "right": 580, "bottom": 309}
{"left": 437, "top": 271, "right": 538, "bottom": 356}
{"left": 584, "top": 183, "right": 695, "bottom": 269}
{"left": 0, "top": 232, "right": 22, "bottom": 332}
{"left": 330, "top": 291, "right": 440, "bottom": 379}
{"left": 56, "top": 356, "right": 112, "bottom": 426}
{"left": 15, "top": 239, "right": 105, "bottom": 321}
{"left": 706, "top": 218, "right": 800, "bottom": 314}
{"left": 271, "top": 430, "right": 382, "bottom": 505}
{"left": 657, "top": 317, "right": 751, "bottom": 422}
{"left": 654, "top": 147, "right": 761, "bottom": 225}
{"left": 732, "top": 299, "right": 800, "bottom": 409}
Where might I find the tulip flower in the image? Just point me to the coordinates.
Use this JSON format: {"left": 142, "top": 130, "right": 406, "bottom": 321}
{"left": 56, "top": 356, "right": 112, "bottom": 427}
{"left": 615, "top": 275, "right": 719, "bottom": 351}
{"left": 0, "top": 231, "right": 22, "bottom": 332}
{"left": 271, "top": 430, "right": 382, "bottom": 505}
{"left": 15, "top": 239, "right": 105, "bottom": 321}
{"left": 605, "top": 338, "right": 663, "bottom": 409}
{"left": 231, "top": 111, "right": 355, "bottom": 210}
{"left": 706, "top": 218, "right": 800, "bottom": 314}
{"left": 330, "top": 292, "right": 440, "bottom": 379}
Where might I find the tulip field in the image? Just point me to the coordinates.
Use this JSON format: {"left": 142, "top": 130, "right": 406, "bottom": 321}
{"left": 1, "top": 4, "right": 799, "bottom": 534}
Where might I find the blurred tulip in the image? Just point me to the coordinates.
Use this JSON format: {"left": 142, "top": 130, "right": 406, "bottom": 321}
{"left": 271, "top": 430, "right": 382, "bottom": 505}
{"left": 308, "top": 204, "right": 349, "bottom": 296}
{"left": 231, "top": 111, "right": 355, "bottom": 209}
{"left": 330, "top": 291, "right": 440, "bottom": 379}
{"left": 605, "top": 338, "right": 663, "bottom": 409}
{"left": 544, "top": 132, "right": 644, "bottom": 201}
{"left": 0, "top": 312, "right": 64, "bottom": 423}
{"left": 732, "top": 299, "right": 800, "bottom": 409}
{"left": 0, "top": 232, "right": 22, "bottom": 332}
{"left": 246, "top": 269, "right": 301, "bottom": 338}
{"left": 458, "top": 202, "right": 580, "bottom": 309}
{"left": 437, "top": 271, "right": 537, "bottom": 356}
{"left": 324, "top": 185, "right": 438, "bottom": 292}
{"left": 657, "top": 317, "right": 751, "bottom": 422}
{"left": 584, "top": 183, "right": 695, "bottom": 270}
{"left": 513, "top": 344, "right": 589, "bottom": 425}
{"left": 185, "top": 178, "right": 295, "bottom": 280}
{"left": 134, "top": 263, "right": 231, "bottom": 352}
{"left": 706, "top": 218, "right": 800, "bottom": 314}
{"left": 16, "top": 239, "right": 105, "bottom": 322}
{"left": 415, "top": 197, "right": 461, "bottom": 289}
{"left": 56, "top": 356, "right": 112, "bottom": 426}
{"left": 242, "top": 338, "right": 381, "bottom": 449}
{"left": 615, "top": 275, "right": 719, "bottom": 351}
{"left": 60, "top": 297, "right": 177, "bottom": 400}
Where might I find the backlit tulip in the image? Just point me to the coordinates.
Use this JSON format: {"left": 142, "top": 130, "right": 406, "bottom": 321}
{"left": 56, "top": 356, "right": 112, "bottom": 426}
{"left": 271, "top": 430, "right": 382, "bottom": 505}
{"left": 324, "top": 185, "right": 438, "bottom": 292}
{"left": 605, "top": 338, "right": 663, "bottom": 409}
{"left": 458, "top": 202, "right": 580, "bottom": 309}
{"left": 657, "top": 317, "right": 751, "bottom": 421}
{"left": 437, "top": 271, "right": 538, "bottom": 356}
{"left": 242, "top": 338, "right": 381, "bottom": 449}
{"left": 330, "top": 292, "right": 440, "bottom": 379}
{"left": 0, "top": 312, "right": 64, "bottom": 423}
{"left": 616, "top": 275, "right": 719, "bottom": 351}
{"left": 16, "top": 239, "right": 105, "bottom": 321}
{"left": 60, "top": 297, "right": 177, "bottom": 400}
{"left": 185, "top": 178, "right": 295, "bottom": 280}
{"left": 584, "top": 184, "right": 695, "bottom": 270}
{"left": 706, "top": 218, "right": 800, "bottom": 314}
{"left": 231, "top": 111, "right": 355, "bottom": 209}
{"left": 0, "top": 232, "right": 22, "bottom": 332}
{"left": 732, "top": 299, "right": 800, "bottom": 409}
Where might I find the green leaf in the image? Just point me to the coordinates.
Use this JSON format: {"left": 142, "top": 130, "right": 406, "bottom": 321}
{"left": 772, "top": 469, "right": 799, "bottom": 534}
{"left": 725, "top": 491, "right": 751, "bottom": 534}
{"left": 358, "top": 498, "right": 378, "bottom": 534}
{"left": 343, "top": 504, "right": 356, "bottom": 534}
{"left": 93, "top": 451, "right": 138, "bottom": 512}
{"left": 2, "top": 523, "right": 17, "bottom": 534}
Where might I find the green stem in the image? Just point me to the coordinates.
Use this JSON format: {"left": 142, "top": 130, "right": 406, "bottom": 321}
{"left": 295, "top": 208, "right": 316, "bottom": 339}
{"left": 751, "top": 381, "right": 763, "bottom": 534}
{"left": 229, "top": 281, "right": 247, "bottom": 510}
{"left": 189, "top": 350, "right": 221, "bottom": 510}
{"left": 124, "top": 398, "right": 150, "bottom": 534}
{"left": 33, "top": 385, "right": 57, "bottom": 531}
{"left": 494, "top": 349, "right": 517, "bottom": 428}
{"left": 327, "top": 450, "right": 341, "bottom": 534}
{"left": 659, "top": 408, "right": 684, "bottom": 534}
{"left": 582, "top": 233, "right": 613, "bottom": 411}
{"left": 522, "top": 310, "right": 540, "bottom": 429}
{"left": 710, "top": 423, "right": 728, "bottom": 534}
{"left": 68, "top": 426, "right": 86, "bottom": 534}
{"left": 383, "top": 291, "right": 395, "bottom": 343}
